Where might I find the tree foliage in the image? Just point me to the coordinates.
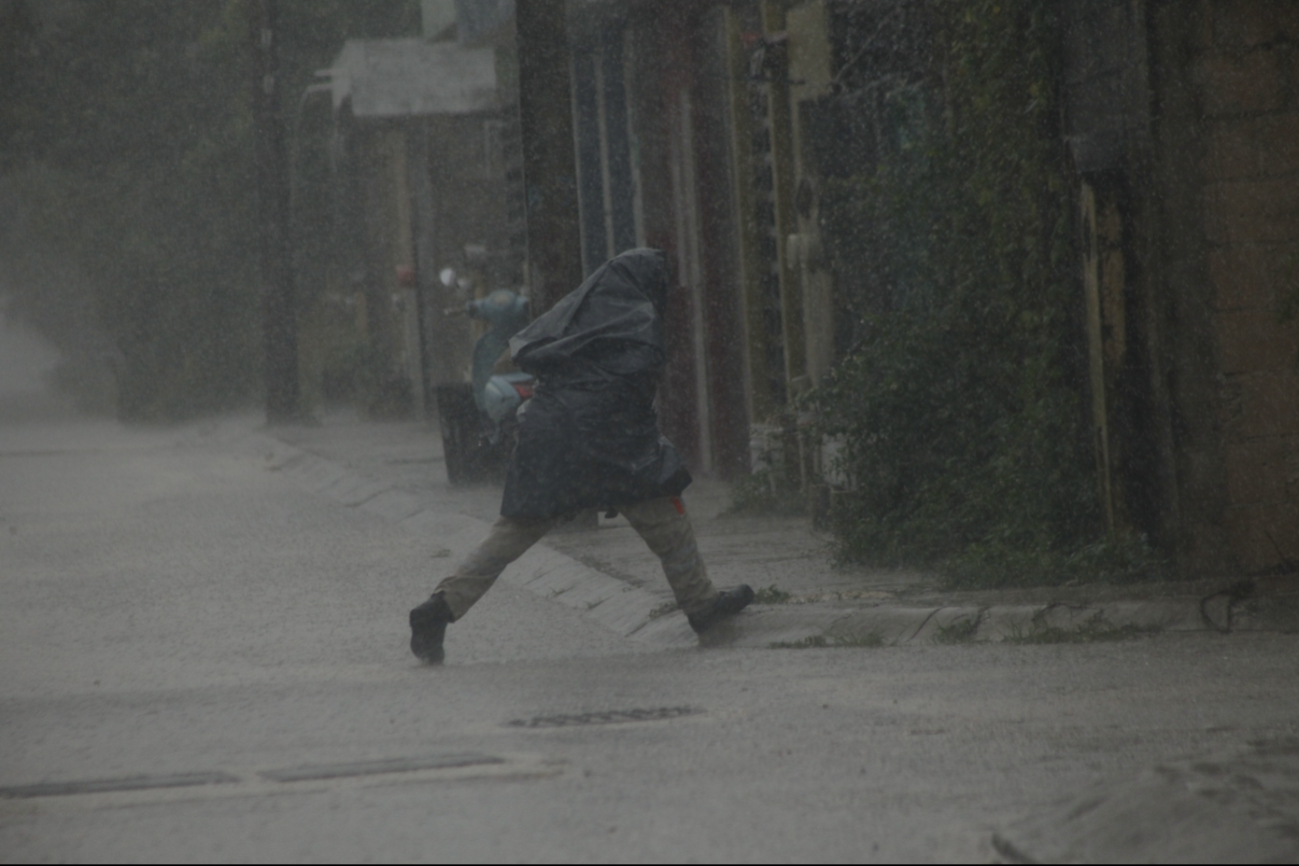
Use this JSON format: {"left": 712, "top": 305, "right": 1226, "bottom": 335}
{"left": 1, "top": 0, "right": 417, "bottom": 420}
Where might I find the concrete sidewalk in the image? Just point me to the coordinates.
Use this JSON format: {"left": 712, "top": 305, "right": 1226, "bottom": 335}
{"left": 204, "top": 411, "right": 1299, "bottom": 649}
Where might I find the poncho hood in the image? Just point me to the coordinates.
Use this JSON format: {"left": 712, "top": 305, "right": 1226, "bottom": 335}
{"left": 509, "top": 248, "right": 669, "bottom": 376}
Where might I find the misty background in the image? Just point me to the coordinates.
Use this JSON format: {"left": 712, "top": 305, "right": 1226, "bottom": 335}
{"left": 0, "top": 0, "right": 423, "bottom": 420}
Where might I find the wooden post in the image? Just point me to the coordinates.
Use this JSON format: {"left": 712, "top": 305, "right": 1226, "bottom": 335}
{"left": 724, "top": 6, "right": 774, "bottom": 427}
{"left": 760, "top": 1, "right": 805, "bottom": 392}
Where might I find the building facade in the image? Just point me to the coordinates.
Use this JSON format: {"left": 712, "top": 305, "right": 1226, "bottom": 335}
{"left": 325, "top": 0, "right": 1298, "bottom": 579}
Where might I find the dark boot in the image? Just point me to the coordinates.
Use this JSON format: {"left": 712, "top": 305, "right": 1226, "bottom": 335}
{"left": 409, "top": 592, "right": 454, "bottom": 663}
{"left": 686, "top": 584, "right": 755, "bottom": 634}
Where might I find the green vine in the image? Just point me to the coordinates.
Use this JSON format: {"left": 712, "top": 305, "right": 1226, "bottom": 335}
{"left": 814, "top": 0, "right": 1159, "bottom": 586}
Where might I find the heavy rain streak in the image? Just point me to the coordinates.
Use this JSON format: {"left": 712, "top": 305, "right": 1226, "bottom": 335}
{"left": 2, "top": 1, "right": 1298, "bottom": 862}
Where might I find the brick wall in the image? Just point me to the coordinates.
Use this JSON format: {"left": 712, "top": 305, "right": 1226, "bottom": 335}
{"left": 1198, "top": 0, "right": 1299, "bottom": 572}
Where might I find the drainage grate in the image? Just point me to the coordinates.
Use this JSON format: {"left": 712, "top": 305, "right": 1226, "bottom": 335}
{"left": 507, "top": 706, "right": 701, "bottom": 729}
{"left": 0, "top": 771, "right": 239, "bottom": 799}
{"left": 259, "top": 752, "right": 503, "bottom": 783}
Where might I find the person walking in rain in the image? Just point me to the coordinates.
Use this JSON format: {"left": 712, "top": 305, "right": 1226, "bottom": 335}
{"left": 410, "top": 248, "right": 754, "bottom": 663}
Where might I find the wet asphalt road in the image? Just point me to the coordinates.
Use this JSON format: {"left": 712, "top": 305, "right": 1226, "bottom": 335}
{"left": 2, "top": 417, "right": 1298, "bottom": 862}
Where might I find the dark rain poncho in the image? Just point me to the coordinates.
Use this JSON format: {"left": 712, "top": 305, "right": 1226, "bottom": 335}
{"left": 500, "top": 248, "right": 691, "bottom": 519}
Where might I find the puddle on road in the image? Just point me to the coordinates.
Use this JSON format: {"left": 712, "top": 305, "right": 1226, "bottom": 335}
{"left": 0, "top": 771, "right": 241, "bottom": 799}
{"left": 259, "top": 752, "right": 502, "bottom": 783}
{"left": 0, "top": 750, "right": 553, "bottom": 806}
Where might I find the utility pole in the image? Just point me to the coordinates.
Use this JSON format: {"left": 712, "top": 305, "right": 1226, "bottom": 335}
{"left": 514, "top": 2, "right": 596, "bottom": 528}
{"left": 514, "top": 0, "right": 583, "bottom": 314}
{"left": 248, "top": 0, "right": 300, "bottom": 423}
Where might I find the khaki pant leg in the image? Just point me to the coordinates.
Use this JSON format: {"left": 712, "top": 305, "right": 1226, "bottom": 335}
{"left": 620, "top": 497, "right": 718, "bottom": 617}
{"left": 435, "top": 515, "right": 557, "bottom": 620}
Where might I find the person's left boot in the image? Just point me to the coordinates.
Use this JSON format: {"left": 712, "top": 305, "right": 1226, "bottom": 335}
{"left": 409, "top": 592, "right": 454, "bottom": 663}
{"left": 686, "top": 584, "right": 755, "bottom": 634}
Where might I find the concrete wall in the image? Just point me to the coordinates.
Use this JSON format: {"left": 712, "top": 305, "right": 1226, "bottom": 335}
{"left": 1194, "top": 1, "right": 1299, "bottom": 572}
{"left": 1047, "top": 0, "right": 1298, "bottom": 576}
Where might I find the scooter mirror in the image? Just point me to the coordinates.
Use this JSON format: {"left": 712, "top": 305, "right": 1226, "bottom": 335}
{"left": 439, "top": 267, "right": 457, "bottom": 288}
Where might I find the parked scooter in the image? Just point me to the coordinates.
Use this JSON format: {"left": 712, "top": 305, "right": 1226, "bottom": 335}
{"left": 434, "top": 286, "right": 531, "bottom": 485}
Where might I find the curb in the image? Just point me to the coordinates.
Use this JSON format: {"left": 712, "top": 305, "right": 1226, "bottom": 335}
{"left": 245, "top": 425, "right": 1299, "bottom": 649}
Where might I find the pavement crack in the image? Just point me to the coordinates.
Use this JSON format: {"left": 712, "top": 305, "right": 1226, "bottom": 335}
{"left": 346, "top": 489, "right": 389, "bottom": 508}
{"left": 905, "top": 607, "right": 943, "bottom": 642}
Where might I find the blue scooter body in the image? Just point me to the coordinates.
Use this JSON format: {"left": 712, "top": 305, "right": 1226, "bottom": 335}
{"left": 465, "top": 289, "right": 531, "bottom": 440}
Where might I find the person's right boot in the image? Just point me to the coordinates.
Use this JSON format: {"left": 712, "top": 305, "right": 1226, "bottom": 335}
{"left": 686, "top": 584, "right": 755, "bottom": 634}
{"left": 409, "top": 592, "right": 454, "bottom": 663}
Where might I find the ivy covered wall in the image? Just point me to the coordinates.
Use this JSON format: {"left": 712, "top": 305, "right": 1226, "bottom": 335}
{"left": 813, "top": 0, "right": 1159, "bottom": 584}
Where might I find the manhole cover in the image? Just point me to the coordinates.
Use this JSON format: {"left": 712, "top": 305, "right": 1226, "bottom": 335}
{"left": 507, "top": 706, "right": 701, "bottom": 729}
